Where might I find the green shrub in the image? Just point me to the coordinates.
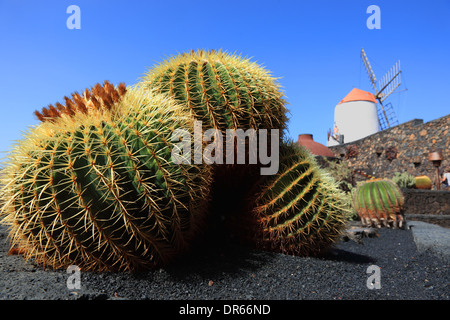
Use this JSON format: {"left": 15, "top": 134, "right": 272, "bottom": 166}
{"left": 392, "top": 172, "right": 416, "bottom": 189}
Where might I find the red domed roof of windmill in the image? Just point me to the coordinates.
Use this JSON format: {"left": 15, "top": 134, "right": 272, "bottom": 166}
{"left": 338, "top": 88, "right": 377, "bottom": 104}
{"left": 296, "top": 134, "right": 335, "bottom": 157}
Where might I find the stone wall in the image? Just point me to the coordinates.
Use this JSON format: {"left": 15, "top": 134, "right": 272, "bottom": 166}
{"left": 403, "top": 189, "right": 450, "bottom": 228}
{"left": 328, "top": 114, "right": 450, "bottom": 185}
{"left": 403, "top": 189, "right": 450, "bottom": 215}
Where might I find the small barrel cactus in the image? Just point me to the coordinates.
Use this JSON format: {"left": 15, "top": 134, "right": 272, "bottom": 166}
{"left": 415, "top": 175, "right": 432, "bottom": 190}
{"left": 0, "top": 83, "right": 211, "bottom": 272}
{"left": 353, "top": 179, "right": 405, "bottom": 228}
{"left": 236, "top": 143, "right": 349, "bottom": 257}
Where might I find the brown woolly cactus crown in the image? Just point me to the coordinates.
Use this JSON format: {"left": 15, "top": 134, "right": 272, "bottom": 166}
{"left": 33, "top": 81, "right": 127, "bottom": 123}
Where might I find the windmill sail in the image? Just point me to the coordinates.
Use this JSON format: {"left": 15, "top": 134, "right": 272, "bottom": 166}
{"left": 377, "top": 102, "right": 399, "bottom": 130}
{"left": 361, "top": 48, "right": 401, "bottom": 130}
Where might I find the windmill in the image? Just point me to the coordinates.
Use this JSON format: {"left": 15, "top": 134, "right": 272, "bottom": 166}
{"left": 360, "top": 48, "right": 402, "bottom": 130}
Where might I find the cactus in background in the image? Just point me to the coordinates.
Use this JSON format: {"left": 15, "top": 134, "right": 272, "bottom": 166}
{"left": 415, "top": 175, "right": 432, "bottom": 190}
{"left": 0, "top": 84, "right": 211, "bottom": 272}
{"left": 237, "top": 143, "right": 349, "bottom": 257}
{"left": 140, "top": 49, "right": 288, "bottom": 134}
{"left": 352, "top": 179, "right": 405, "bottom": 228}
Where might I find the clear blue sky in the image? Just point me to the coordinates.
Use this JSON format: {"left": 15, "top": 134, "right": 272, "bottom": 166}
{"left": 0, "top": 0, "right": 449, "bottom": 155}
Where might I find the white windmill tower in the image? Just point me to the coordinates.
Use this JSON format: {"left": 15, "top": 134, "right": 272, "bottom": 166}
{"left": 360, "top": 48, "right": 403, "bottom": 130}
{"left": 328, "top": 87, "right": 379, "bottom": 146}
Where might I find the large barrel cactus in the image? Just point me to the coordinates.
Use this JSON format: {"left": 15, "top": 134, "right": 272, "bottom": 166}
{"left": 353, "top": 179, "right": 405, "bottom": 229}
{"left": 237, "top": 143, "right": 349, "bottom": 256}
{"left": 0, "top": 49, "right": 354, "bottom": 272}
{"left": 0, "top": 83, "right": 211, "bottom": 272}
{"left": 140, "top": 49, "right": 288, "bottom": 134}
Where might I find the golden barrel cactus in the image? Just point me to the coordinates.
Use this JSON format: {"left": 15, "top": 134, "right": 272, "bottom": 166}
{"left": 0, "top": 83, "right": 211, "bottom": 272}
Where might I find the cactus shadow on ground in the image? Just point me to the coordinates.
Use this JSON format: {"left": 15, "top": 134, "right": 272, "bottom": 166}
{"left": 161, "top": 222, "right": 277, "bottom": 281}
{"left": 323, "top": 248, "right": 377, "bottom": 265}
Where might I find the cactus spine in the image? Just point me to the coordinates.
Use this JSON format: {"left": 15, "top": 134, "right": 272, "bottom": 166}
{"left": 0, "top": 84, "right": 211, "bottom": 272}
{"left": 352, "top": 179, "right": 405, "bottom": 228}
{"left": 241, "top": 143, "right": 349, "bottom": 256}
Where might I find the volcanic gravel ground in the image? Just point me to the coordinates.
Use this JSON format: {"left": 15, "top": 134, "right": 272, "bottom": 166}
{"left": 0, "top": 223, "right": 448, "bottom": 300}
